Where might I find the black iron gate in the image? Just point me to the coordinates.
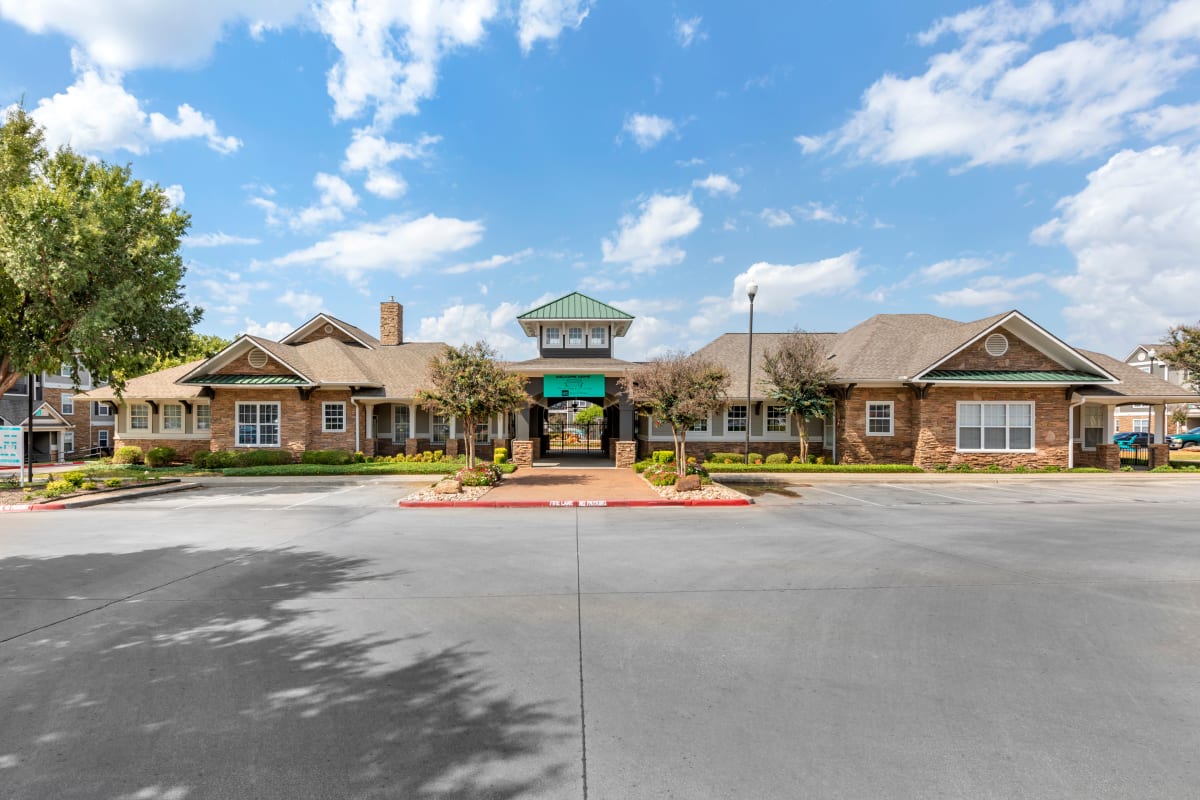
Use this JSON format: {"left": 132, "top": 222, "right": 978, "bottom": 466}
{"left": 545, "top": 420, "right": 605, "bottom": 456}
{"left": 1119, "top": 445, "right": 1149, "bottom": 468}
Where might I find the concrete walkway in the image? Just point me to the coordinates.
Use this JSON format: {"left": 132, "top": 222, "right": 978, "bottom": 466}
{"left": 484, "top": 466, "right": 661, "bottom": 503}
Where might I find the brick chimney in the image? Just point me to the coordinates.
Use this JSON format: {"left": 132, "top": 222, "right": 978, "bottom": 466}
{"left": 380, "top": 297, "right": 403, "bottom": 346}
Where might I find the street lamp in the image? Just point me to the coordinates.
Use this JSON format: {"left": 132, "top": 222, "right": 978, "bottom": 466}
{"left": 745, "top": 281, "right": 758, "bottom": 464}
{"left": 1147, "top": 348, "right": 1157, "bottom": 465}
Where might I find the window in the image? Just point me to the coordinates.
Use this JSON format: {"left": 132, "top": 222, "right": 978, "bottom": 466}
{"left": 866, "top": 402, "right": 893, "bottom": 436}
{"left": 689, "top": 416, "right": 709, "bottom": 432}
{"left": 1082, "top": 405, "right": 1104, "bottom": 449}
{"left": 1133, "top": 418, "right": 1149, "bottom": 433}
{"left": 567, "top": 327, "right": 584, "bottom": 347}
{"left": 544, "top": 327, "right": 561, "bottom": 347}
{"left": 591, "top": 326, "right": 607, "bottom": 347}
{"left": 63, "top": 431, "right": 74, "bottom": 453}
{"left": 958, "top": 402, "right": 1033, "bottom": 451}
{"left": 94, "top": 402, "right": 110, "bottom": 417}
{"left": 323, "top": 402, "right": 346, "bottom": 433}
{"left": 60, "top": 363, "right": 72, "bottom": 377}
{"left": 196, "top": 405, "right": 211, "bottom": 431}
{"left": 432, "top": 414, "right": 450, "bottom": 444}
{"left": 475, "top": 422, "right": 489, "bottom": 443}
{"left": 395, "top": 406, "right": 410, "bottom": 440}
{"left": 98, "top": 430, "right": 109, "bottom": 449}
{"left": 62, "top": 394, "right": 74, "bottom": 415}
{"left": 163, "top": 404, "right": 182, "bottom": 431}
{"left": 237, "top": 402, "right": 280, "bottom": 447}
{"left": 806, "top": 418, "right": 825, "bottom": 441}
{"left": 130, "top": 404, "right": 149, "bottom": 430}
{"left": 726, "top": 405, "right": 747, "bottom": 433}
{"left": 767, "top": 406, "right": 788, "bottom": 433}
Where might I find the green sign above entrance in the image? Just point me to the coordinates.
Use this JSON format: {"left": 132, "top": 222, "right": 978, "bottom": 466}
{"left": 544, "top": 374, "right": 605, "bottom": 398}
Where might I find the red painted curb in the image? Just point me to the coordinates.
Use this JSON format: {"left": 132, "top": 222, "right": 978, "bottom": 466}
{"left": 0, "top": 461, "right": 84, "bottom": 471}
{"left": 0, "top": 503, "right": 67, "bottom": 513}
{"left": 398, "top": 498, "right": 751, "bottom": 508}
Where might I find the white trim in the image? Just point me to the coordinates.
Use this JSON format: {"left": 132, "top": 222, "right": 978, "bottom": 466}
{"left": 590, "top": 326, "right": 607, "bottom": 347}
{"left": 322, "top": 401, "right": 347, "bottom": 433}
{"left": 62, "top": 394, "right": 74, "bottom": 415}
{"left": 162, "top": 403, "right": 183, "bottom": 432}
{"left": 865, "top": 401, "right": 894, "bottom": 437}
{"left": 543, "top": 326, "right": 562, "bottom": 348}
{"left": 725, "top": 404, "right": 748, "bottom": 434}
{"left": 279, "top": 313, "right": 376, "bottom": 349}
{"left": 130, "top": 403, "right": 150, "bottom": 431}
{"left": 765, "top": 405, "right": 789, "bottom": 434}
{"left": 955, "top": 400, "right": 1036, "bottom": 453}
{"left": 98, "top": 429, "right": 110, "bottom": 448}
{"left": 235, "top": 401, "right": 281, "bottom": 447}
{"left": 176, "top": 336, "right": 314, "bottom": 385}
{"left": 566, "top": 326, "right": 585, "bottom": 348}
{"left": 196, "top": 404, "right": 211, "bottom": 431}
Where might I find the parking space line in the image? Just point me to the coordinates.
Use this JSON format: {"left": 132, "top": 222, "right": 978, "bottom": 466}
{"left": 280, "top": 484, "right": 366, "bottom": 510}
{"left": 169, "top": 485, "right": 284, "bottom": 510}
{"left": 802, "top": 486, "right": 886, "bottom": 506}
{"left": 884, "top": 484, "right": 984, "bottom": 504}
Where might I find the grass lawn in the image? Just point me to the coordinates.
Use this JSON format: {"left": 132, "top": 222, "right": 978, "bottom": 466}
{"left": 1170, "top": 449, "right": 1200, "bottom": 464}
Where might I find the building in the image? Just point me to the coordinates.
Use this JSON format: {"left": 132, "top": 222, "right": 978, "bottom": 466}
{"left": 79, "top": 293, "right": 1199, "bottom": 471}
{"left": 1113, "top": 344, "right": 1198, "bottom": 435}
{"left": 0, "top": 366, "right": 114, "bottom": 462}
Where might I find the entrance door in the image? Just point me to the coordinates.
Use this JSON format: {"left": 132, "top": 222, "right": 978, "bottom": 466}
{"left": 543, "top": 400, "right": 607, "bottom": 457}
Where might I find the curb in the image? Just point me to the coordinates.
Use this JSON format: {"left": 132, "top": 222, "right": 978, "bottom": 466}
{"left": 398, "top": 498, "right": 752, "bottom": 508}
{"left": 0, "top": 502, "right": 67, "bottom": 512}
{"left": 0, "top": 480, "right": 198, "bottom": 513}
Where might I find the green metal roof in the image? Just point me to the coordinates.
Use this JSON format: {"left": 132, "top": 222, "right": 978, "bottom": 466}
{"left": 924, "top": 369, "right": 1106, "bottom": 382}
{"left": 517, "top": 292, "right": 634, "bottom": 321}
{"left": 181, "top": 374, "right": 308, "bottom": 385}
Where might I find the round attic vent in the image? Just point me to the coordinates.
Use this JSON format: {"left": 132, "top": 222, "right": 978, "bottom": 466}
{"left": 248, "top": 350, "right": 268, "bottom": 369}
{"left": 324, "top": 324, "right": 333, "bottom": 333}
{"left": 985, "top": 333, "right": 1009, "bottom": 357}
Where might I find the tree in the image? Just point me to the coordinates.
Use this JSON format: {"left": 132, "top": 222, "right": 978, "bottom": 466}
{"left": 415, "top": 341, "right": 529, "bottom": 468}
{"left": 573, "top": 403, "right": 604, "bottom": 426}
{"left": 759, "top": 330, "right": 836, "bottom": 464}
{"left": 137, "top": 333, "right": 232, "bottom": 376}
{"left": 0, "top": 106, "right": 200, "bottom": 396}
{"left": 1159, "top": 321, "right": 1200, "bottom": 392}
{"left": 619, "top": 352, "right": 730, "bottom": 476}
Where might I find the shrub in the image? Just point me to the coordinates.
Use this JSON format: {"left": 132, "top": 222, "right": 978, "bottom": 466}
{"left": 235, "top": 449, "right": 294, "bottom": 467}
{"left": 302, "top": 449, "right": 354, "bottom": 465}
{"left": 433, "top": 450, "right": 444, "bottom": 462}
{"left": 748, "top": 452, "right": 764, "bottom": 465}
{"left": 652, "top": 450, "right": 675, "bottom": 464}
{"left": 146, "top": 446, "right": 176, "bottom": 468}
{"left": 984, "top": 463, "right": 1003, "bottom": 473}
{"left": 1012, "top": 465, "right": 1029, "bottom": 473}
{"left": 642, "top": 463, "right": 678, "bottom": 486}
{"left": 104, "top": 478, "right": 123, "bottom": 488}
{"left": 455, "top": 463, "right": 502, "bottom": 486}
{"left": 951, "top": 463, "right": 973, "bottom": 473}
{"left": 708, "top": 452, "right": 744, "bottom": 464}
{"left": 113, "top": 446, "right": 144, "bottom": 465}
{"left": 1043, "top": 465, "right": 1062, "bottom": 473}
{"left": 205, "top": 451, "right": 239, "bottom": 468}
{"left": 42, "top": 479, "right": 75, "bottom": 498}
{"left": 60, "top": 470, "right": 88, "bottom": 487}
{"left": 494, "top": 447, "right": 508, "bottom": 464}
{"left": 933, "top": 463, "right": 949, "bottom": 472}
{"left": 80, "top": 481, "right": 97, "bottom": 490}
{"left": 765, "top": 453, "right": 789, "bottom": 464}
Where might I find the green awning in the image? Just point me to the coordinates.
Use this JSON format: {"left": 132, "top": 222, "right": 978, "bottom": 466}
{"left": 517, "top": 292, "right": 633, "bottom": 320}
{"left": 181, "top": 374, "right": 308, "bottom": 385}
{"left": 924, "top": 369, "right": 1107, "bottom": 382}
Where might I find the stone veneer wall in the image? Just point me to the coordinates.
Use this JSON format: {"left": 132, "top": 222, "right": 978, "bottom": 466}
{"left": 838, "top": 388, "right": 917, "bottom": 464}
{"left": 207, "top": 388, "right": 374, "bottom": 460}
{"left": 615, "top": 441, "right": 637, "bottom": 469}
{"left": 1074, "top": 443, "right": 1119, "bottom": 470}
{"left": 512, "top": 439, "right": 534, "bottom": 467}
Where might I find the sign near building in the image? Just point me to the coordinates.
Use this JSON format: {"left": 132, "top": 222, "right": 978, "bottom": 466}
{"left": 544, "top": 374, "right": 605, "bottom": 398}
{"left": 0, "top": 425, "right": 23, "bottom": 471}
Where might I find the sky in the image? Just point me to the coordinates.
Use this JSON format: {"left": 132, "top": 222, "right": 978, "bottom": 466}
{"left": 2, "top": 0, "right": 1199, "bottom": 362}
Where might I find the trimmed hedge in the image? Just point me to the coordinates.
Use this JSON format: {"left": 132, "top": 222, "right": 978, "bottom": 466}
{"left": 765, "top": 453, "right": 789, "bottom": 464}
{"left": 221, "top": 461, "right": 518, "bottom": 477}
{"left": 146, "top": 446, "right": 176, "bottom": 468}
{"left": 113, "top": 446, "right": 144, "bottom": 465}
{"left": 194, "top": 449, "right": 294, "bottom": 469}
{"left": 705, "top": 462, "right": 924, "bottom": 473}
{"left": 302, "top": 449, "right": 354, "bottom": 465}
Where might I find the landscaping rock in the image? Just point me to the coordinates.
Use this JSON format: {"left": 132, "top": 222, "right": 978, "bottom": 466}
{"left": 675, "top": 474, "right": 702, "bottom": 492}
{"left": 434, "top": 479, "right": 462, "bottom": 495}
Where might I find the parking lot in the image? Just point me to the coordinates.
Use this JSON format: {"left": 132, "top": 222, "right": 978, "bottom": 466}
{"left": 2, "top": 476, "right": 1199, "bottom": 799}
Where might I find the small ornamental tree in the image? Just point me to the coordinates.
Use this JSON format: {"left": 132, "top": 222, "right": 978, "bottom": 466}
{"left": 619, "top": 352, "right": 730, "bottom": 476}
{"left": 1159, "top": 321, "right": 1200, "bottom": 392}
{"left": 760, "top": 331, "right": 836, "bottom": 464}
{"left": 415, "top": 342, "right": 528, "bottom": 469}
{"left": 573, "top": 403, "right": 604, "bottom": 426}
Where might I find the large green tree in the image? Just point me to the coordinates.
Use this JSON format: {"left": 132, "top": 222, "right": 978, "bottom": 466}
{"left": 415, "top": 341, "right": 529, "bottom": 468}
{"left": 1159, "top": 321, "right": 1200, "bottom": 392}
{"left": 0, "top": 107, "right": 200, "bottom": 396}
{"left": 137, "top": 333, "right": 232, "bottom": 376}
{"left": 759, "top": 330, "right": 836, "bottom": 464}
{"left": 619, "top": 352, "right": 730, "bottom": 476}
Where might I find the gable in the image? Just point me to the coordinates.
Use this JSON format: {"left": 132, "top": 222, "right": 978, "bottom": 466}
{"left": 928, "top": 326, "right": 1069, "bottom": 373}
{"left": 280, "top": 314, "right": 378, "bottom": 349}
{"left": 178, "top": 337, "right": 313, "bottom": 387}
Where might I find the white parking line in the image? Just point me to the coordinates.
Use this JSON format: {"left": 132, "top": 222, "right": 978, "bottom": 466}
{"left": 280, "top": 484, "right": 366, "bottom": 510}
{"left": 169, "top": 485, "right": 284, "bottom": 510}
{"left": 802, "top": 486, "right": 886, "bottom": 506}
{"left": 883, "top": 484, "right": 984, "bottom": 504}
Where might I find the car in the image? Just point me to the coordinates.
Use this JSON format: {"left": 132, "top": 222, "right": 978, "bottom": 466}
{"left": 1113, "top": 432, "right": 1157, "bottom": 447}
{"left": 1169, "top": 427, "right": 1200, "bottom": 449}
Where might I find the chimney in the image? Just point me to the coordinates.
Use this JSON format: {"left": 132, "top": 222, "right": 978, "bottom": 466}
{"left": 380, "top": 297, "right": 403, "bottom": 346}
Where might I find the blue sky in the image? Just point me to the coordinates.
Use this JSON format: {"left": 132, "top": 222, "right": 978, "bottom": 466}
{"left": 3, "top": 0, "right": 1199, "bottom": 361}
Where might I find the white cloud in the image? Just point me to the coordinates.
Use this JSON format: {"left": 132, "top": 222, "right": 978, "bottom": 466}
{"left": 621, "top": 113, "right": 677, "bottom": 150}
{"left": 252, "top": 172, "right": 360, "bottom": 231}
{"left": 28, "top": 65, "right": 241, "bottom": 155}
{"left": 919, "top": 257, "right": 990, "bottom": 282}
{"left": 195, "top": 272, "right": 271, "bottom": 316}
{"left": 161, "top": 184, "right": 185, "bottom": 208}
{"left": 760, "top": 208, "right": 795, "bottom": 228}
{"left": 601, "top": 193, "right": 702, "bottom": 273}
{"left": 243, "top": 319, "right": 296, "bottom": 340}
{"left": 1035, "top": 144, "right": 1200, "bottom": 351}
{"left": 0, "top": 1, "right": 307, "bottom": 71}
{"left": 342, "top": 129, "right": 440, "bottom": 198}
{"left": 692, "top": 173, "right": 740, "bottom": 196}
{"left": 674, "top": 15, "right": 706, "bottom": 47}
{"left": 796, "top": 201, "right": 847, "bottom": 224}
{"left": 932, "top": 286, "right": 1018, "bottom": 307}
{"left": 186, "top": 232, "right": 262, "bottom": 248}
{"left": 418, "top": 301, "right": 533, "bottom": 356}
{"left": 518, "top": 0, "right": 592, "bottom": 53}
{"left": 676, "top": 157, "right": 706, "bottom": 167}
{"left": 317, "top": 0, "right": 497, "bottom": 128}
{"left": 272, "top": 213, "right": 485, "bottom": 278}
{"left": 278, "top": 290, "right": 325, "bottom": 320}
{"left": 1134, "top": 102, "right": 1200, "bottom": 139}
{"left": 830, "top": 0, "right": 1200, "bottom": 168}
{"left": 444, "top": 247, "right": 533, "bottom": 274}
{"left": 793, "top": 134, "right": 827, "bottom": 154}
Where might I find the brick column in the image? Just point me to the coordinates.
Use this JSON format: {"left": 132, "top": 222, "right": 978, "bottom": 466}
{"left": 615, "top": 440, "right": 637, "bottom": 469}
{"left": 405, "top": 437, "right": 419, "bottom": 457}
{"left": 512, "top": 439, "right": 534, "bottom": 467}
{"left": 1094, "top": 443, "right": 1120, "bottom": 470}
{"left": 1149, "top": 443, "right": 1169, "bottom": 469}
{"left": 445, "top": 439, "right": 459, "bottom": 458}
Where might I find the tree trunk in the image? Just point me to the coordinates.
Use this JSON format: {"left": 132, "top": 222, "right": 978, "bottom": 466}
{"left": 798, "top": 415, "right": 809, "bottom": 464}
{"left": 464, "top": 415, "right": 475, "bottom": 469}
{"left": 676, "top": 428, "right": 688, "bottom": 477}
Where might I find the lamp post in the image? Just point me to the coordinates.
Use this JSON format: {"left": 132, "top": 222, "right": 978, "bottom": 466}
{"left": 745, "top": 281, "right": 758, "bottom": 464}
{"left": 1147, "top": 348, "right": 1157, "bottom": 466}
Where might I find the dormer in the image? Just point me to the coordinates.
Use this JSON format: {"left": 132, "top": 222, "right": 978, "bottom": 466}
{"left": 517, "top": 292, "right": 634, "bottom": 358}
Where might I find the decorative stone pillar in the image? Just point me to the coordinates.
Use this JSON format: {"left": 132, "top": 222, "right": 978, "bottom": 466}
{"left": 615, "top": 440, "right": 637, "bottom": 469}
{"left": 1149, "top": 443, "right": 1169, "bottom": 469}
{"left": 512, "top": 439, "right": 534, "bottom": 467}
{"left": 445, "top": 438, "right": 459, "bottom": 458}
{"left": 1094, "top": 443, "right": 1120, "bottom": 470}
{"left": 406, "top": 438, "right": 419, "bottom": 457}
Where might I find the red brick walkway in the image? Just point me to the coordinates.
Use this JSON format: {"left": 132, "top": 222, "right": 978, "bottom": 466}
{"left": 483, "top": 467, "right": 661, "bottom": 502}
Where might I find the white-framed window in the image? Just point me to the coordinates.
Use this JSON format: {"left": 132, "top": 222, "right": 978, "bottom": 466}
{"left": 323, "top": 402, "right": 346, "bottom": 433}
{"left": 1133, "top": 418, "right": 1149, "bottom": 433}
{"left": 130, "top": 404, "right": 149, "bottom": 430}
{"left": 567, "top": 326, "right": 584, "bottom": 347}
{"left": 726, "top": 405, "right": 747, "bottom": 433}
{"left": 1082, "top": 405, "right": 1104, "bottom": 449}
{"left": 866, "top": 401, "right": 894, "bottom": 436}
{"left": 163, "top": 404, "right": 183, "bottom": 431}
{"left": 766, "top": 406, "right": 788, "bottom": 433}
{"left": 432, "top": 414, "right": 450, "bottom": 444}
{"left": 237, "top": 402, "right": 280, "bottom": 447}
{"left": 62, "top": 394, "right": 74, "bottom": 415}
{"left": 395, "top": 406, "right": 410, "bottom": 440}
{"left": 689, "top": 415, "right": 709, "bottom": 432}
{"left": 590, "top": 326, "right": 607, "bottom": 347}
{"left": 544, "top": 326, "right": 561, "bottom": 347}
{"left": 98, "top": 430, "right": 109, "bottom": 449}
{"left": 475, "top": 422, "right": 489, "bottom": 443}
{"left": 60, "top": 363, "right": 72, "bottom": 377}
{"left": 957, "top": 401, "right": 1034, "bottom": 452}
{"left": 95, "top": 402, "right": 110, "bottom": 417}
{"left": 63, "top": 431, "right": 74, "bottom": 453}
{"left": 196, "top": 404, "right": 211, "bottom": 431}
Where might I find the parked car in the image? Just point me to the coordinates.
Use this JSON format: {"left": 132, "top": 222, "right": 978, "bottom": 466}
{"left": 1169, "top": 427, "right": 1200, "bottom": 449}
{"left": 1112, "top": 432, "right": 1157, "bottom": 447}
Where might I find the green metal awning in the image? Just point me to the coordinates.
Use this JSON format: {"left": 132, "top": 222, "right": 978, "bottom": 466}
{"left": 181, "top": 374, "right": 308, "bottom": 385}
{"left": 517, "top": 292, "right": 633, "bottom": 320}
{"left": 924, "top": 369, "right": 1107, "bottom": 382}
